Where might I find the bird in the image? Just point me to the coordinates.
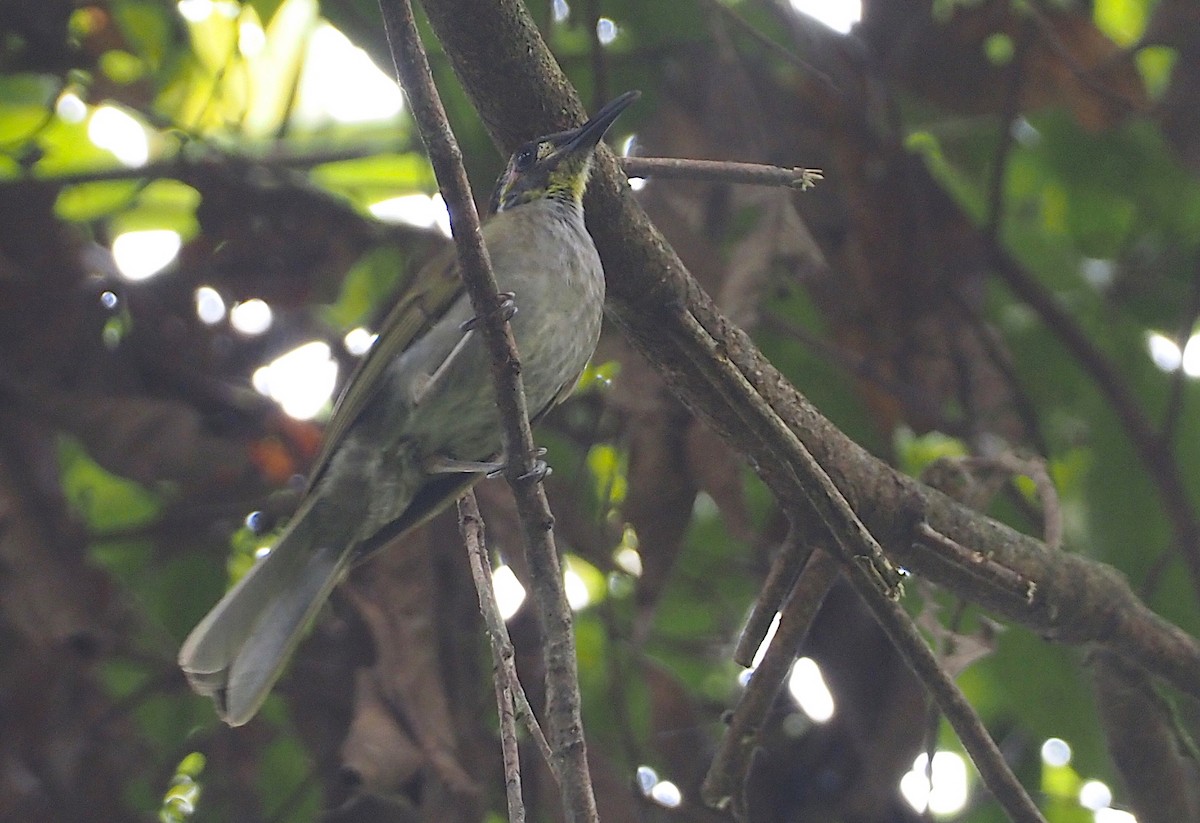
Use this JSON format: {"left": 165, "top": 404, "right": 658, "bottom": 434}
{"left": 179, "top": 91, "right": 640, "bottom": 726}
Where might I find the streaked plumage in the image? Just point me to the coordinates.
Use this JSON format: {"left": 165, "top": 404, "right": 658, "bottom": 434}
{"left": 179, "top": 91, "right": 638, "bottom": 725}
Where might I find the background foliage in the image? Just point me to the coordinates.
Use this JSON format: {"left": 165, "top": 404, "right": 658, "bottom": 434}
{"left": 0, "top": 0, "right": 1198, "bottom": 821}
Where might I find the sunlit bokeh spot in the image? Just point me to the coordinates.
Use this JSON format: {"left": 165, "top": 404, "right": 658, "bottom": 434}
{"left": 1146, "top": 332, "right": 1182, "bottom": 372}
{"left": 492, "top": 564, "right": 526, "bottom": 620}
{"left": 369, "top": 193, "right": 452, "bottom": 236}
{"left": 1011, "top": 116, "right": 1042, "bottom": 147}
{"left": 1182, "top": 333, "right": 1200, "bottom": 377}
{"left": 789, "top": 0, "right": 862, "bottom": 33}
{"left": 56, "top": 91, "right": 87, "bottom": 124}
{"left": 649, "top": 780, "right": 682, "bottom": 809}
{"left": 620, "top": 136, "right": 649, "bottom": 191}
{"left": 1094, "top": 809, "right": 1137, "bottom": 823}
{"left": 564, "top": 566, "right": 590, "bottom": 610}
{"left": 1081, "top": 257, "right": 1115, "bottom": 289}
{"left": 552, "top": 0, "right": 570, "bottom": 23}
{"left": 635, "top": 765, "right": 658, "bottom": 795}
{"left": 238, "top": 18, "right": 267, "bottom": 57}
{"left": 252, "top": 340, "right": 338, "bottom": 420}
{"left": 597, "top": 17, "right": 619, "bottom": 45}
{"left": 787, "top": 657, "right": 835, "bottom": 723}
{"left": 738, "top": 611, "right": 782, "bottom": 686}
{"left": 899, "top": 751, "right": 970, "bottom": 815}
{"left": 89, "top": 105, "right": 150, "bottom": 167}
{"left": 176, "top": 0, "right": 214, "bottom": 22}
{"left": 230, "top": 298, "right": 273, "bottom": 335}
{"left": 112, "top": 229, "right": 181, "bottom": 280}
{"left": 195, "top": 286, "right": 226, "bottom": 324}
{"left": 614, "top": 545, "right": 642, "bottom": 576}
{"left": 295, "top": 23, "right": 405, "bottom": 125}
{"left": 1040, "top": 737, "right": 1072, "bottom": 767}
{"left": 344, "top": 326, "right": 377, "bottom": 356}
{"left": 1079, "top": 780, "right": 1113, "bottom": 811}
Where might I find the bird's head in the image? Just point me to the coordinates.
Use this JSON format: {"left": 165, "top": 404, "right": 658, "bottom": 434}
{"left": 491, "top": 90, "right": 639, "bottom": 214}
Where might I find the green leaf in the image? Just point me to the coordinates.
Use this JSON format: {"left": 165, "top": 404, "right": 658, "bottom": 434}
{"left": 325, "top": 244, "right": 414, "bottom": 330}
{"left": 112, "top": 0, "right": 177, "bottom": 69}
{"left": 894, "top": 428, "right": 970, "bottom": 477}
{"left": 98, "top": 50, "right": 147, "bottom": 85}
{"left": 0, "top": 74, "right": 57, "bottom": 143}
{"left": 1093, "top": 0, "right": 1148, "bottom": 46}
{"left": 56, "top": 181, "right": 143, "bottom": 221}
{"left": 587, "top": 442, "right": 628, "bottom": 509}
{"left": 1136, "top": 45, "right": 1178, "bottom": 99}
{"left": 110, "top": 178, "right": 202, "bottom": 237}
{"left": 58, "top": 437, "right": 162, "bottom": 532}
{"left": 308, "top": 151, "right": 432, "bottom": 208}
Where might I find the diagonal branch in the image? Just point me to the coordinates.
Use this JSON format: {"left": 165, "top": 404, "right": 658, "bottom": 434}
{"left": 419, "top": 0, "right": 1200, "bottom": 706}
{"left": 459, "top": 490, "right": 536, "bottom": 823}
{"left": 677, "top": 309, "right": 1045, "bottom": 822}
{"left": 376, "top": 2, "right": 597, "bottom": 822}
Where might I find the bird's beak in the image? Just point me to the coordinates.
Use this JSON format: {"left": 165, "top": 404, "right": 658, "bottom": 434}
{"left": 562, "top": 90, "right": 640, "bottom": 156}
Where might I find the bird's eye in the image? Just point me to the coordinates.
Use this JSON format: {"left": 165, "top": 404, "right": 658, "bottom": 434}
{"left": 514, "top": 146, "right": 537, "bottom": 170}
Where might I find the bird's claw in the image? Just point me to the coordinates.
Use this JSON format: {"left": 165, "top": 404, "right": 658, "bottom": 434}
{"left": 461, "top": 292, "right": 517, "bottom": 332}
{"left": 518, "top": 458, "right": 551, "bottom": 483}
{"left": 484, "top": 447, "right": 549, "bottom": 481}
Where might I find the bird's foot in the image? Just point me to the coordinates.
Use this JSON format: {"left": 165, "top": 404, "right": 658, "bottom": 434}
{"left": 515, "top": 456, "right": 551, "bottom": 483}
{"left": 425, "top": 447, "right": 549, "bottom": 481}
{"left": 426, "top": 455, "right": 504, "bottom": 475}
{"left": 484, "top": 448, "right": 550, "bottom": 480}
{"left": 460, "top": 291, "right": 517, "bottom": 332}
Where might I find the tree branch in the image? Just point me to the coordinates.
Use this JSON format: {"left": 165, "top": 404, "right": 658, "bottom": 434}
{"left": 675, "top": 308, "right": 1045, "bottom": 821}
{"left": 620, "top": 157, "right": 822, "bottom": 190}
{"left": 377, "top": 3, "right": 596, "bottom": 821}
{"left": 416, "top": 0, "right": 1200, "bottom": 802}
{"left": 987, "top": 243, "right": 1200, "bottom": 597}
{"left": 459, "top": 490, "right": 534, "bottom": 823}
{"left": 702, "top": 548, "right": 840, "bottom": 817}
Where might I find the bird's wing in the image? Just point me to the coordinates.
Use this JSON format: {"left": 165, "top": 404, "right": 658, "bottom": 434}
{"left": 305, "top": 243, "right": 464, "bottom": 492}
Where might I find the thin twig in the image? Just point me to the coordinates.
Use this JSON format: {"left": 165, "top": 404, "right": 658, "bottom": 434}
{"left": 420, "top": 0, "right": 1200, "bottom": 712}
{"left": 702, "top": 549, "right": 839, "bottom": 816}
{"left": 733, "top": 524, "right": 813, "bottom": 667}
{"left": 1024, "top": 1, "right": 1147, "bottom": 116}
{"left": 982, "top": 23, "right": 1029, "bottom": 242}
{"left": 458, "top": 490, "right": 557, "bottom": 776}
{"left": 676, "top": 309, "right": 903, "bottom": 596}
{"left": 915, "top": 523, "right": 1035, "bottom": 604}
{"left": 621, "top": 156, "right": 822, "bottom": 190}
{"left": 377, "top": 2, "right": 597, "bottom": 821}
{"left": 694, "top": 0, "right": 842, "bottom": 99}
{"left": 677, "top": 309, "right": 1047, "bottom": 823}
{"left": 988, "top": 244, "right": 1200, "bottom": 600}
{"left": 760, "top": 310, "right": 969, "bottom": 437}
{"left": 459, "top": 491, "right": 531, "bottom": 823}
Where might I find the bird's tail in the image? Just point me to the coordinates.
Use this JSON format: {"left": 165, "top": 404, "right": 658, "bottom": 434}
{"left": 178, "top": 497, "right": 348, "bottom": 726}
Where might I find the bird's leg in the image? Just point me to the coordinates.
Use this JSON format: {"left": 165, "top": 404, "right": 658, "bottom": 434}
{"left": 425, "top": 455, "right": 505, "bottom": 474}
{"left": 514, "top": 454, "right": 551, "bottom": 482}
{"left": 460, "top": 291, "right": 517, "bottom": 332}
{"left": 424, "top": 447, "right": 549, "bottom": 481}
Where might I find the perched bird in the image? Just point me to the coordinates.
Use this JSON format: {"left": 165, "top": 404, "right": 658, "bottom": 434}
{"left": 180, "top": 91, "right": 639, "bottom": 725}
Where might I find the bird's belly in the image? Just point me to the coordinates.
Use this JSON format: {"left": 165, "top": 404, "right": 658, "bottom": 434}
{"left": 402, "top": 280, "right": 602, "bottom": 460}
